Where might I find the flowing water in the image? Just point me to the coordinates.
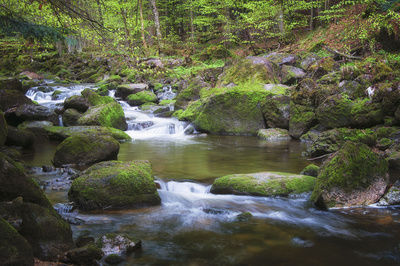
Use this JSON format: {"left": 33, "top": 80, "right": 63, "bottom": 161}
{"left": 23, "top": 83, "right": 400, "bottom": 265}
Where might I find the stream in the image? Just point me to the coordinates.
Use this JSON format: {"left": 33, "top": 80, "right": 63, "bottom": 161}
{"left": 23, "top": 82, "right": 400, "bottom": 265}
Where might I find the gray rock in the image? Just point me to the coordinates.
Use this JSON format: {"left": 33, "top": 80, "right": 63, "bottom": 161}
{"left": 378, "top": 180, "right": 400, "bottom": 206}
{"left": 116, "top": 83, "right": 149, "bottom": 99}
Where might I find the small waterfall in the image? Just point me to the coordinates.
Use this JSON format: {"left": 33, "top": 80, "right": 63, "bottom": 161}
{"left": 25, "top": 84, "right": 95, "bottom": 110}
{"left": 157, "top": 85, "right": 176, "bottom": 101}
{"left": 58, "top": 115, "right": 64, "bottom": 127}
{"left": 121, "top": 101, "right": 194, "bottom": 140}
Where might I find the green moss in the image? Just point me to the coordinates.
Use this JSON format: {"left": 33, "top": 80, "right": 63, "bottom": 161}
{"left": 300, "top": 164, "right": 320, "bottom": 177}
{"left": 211, "top": 172, "right": 315, "bottom": 197}
{"left": 153, "top": 83, "right": 164, "bottom": 92}
{"left": 0, "top": 217, "right": 34, "bottom": 265}
{"left": 311, "top": 142, "right": 388, "bottom": 206}
{"left": 178, "top": 86, "right": 273, "bottom": 135}
{"left": 81, "top": 88, "right": 114, "bottom": 106}
{"left": 68, "top": 160, "right": 161, "bottom": 210}
{"left": 44, "top": 125, "right": 131, "bottom": 142}
{"left": 289, "top": 102, "right": 316, "bottom": 138}
{"left": 219, "top": 59, "right": 278, "bottom": 86}
{"left": 108, "top": 75, "right": 122, "bottom": 83}
{"left": 159, "top": 99, "right": 176, "bottom": 106}
{"left": 127, "top": 91, "right": 157, "bottom": 106}
{"left": 78, "top": 102, "right": 127, "bottom": 130}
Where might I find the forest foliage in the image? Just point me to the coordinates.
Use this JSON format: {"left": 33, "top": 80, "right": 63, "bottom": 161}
{"left": 0, "top": 0, "right": 399, "bottom": 56}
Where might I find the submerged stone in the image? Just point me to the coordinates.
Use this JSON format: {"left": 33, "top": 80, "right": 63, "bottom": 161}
{"left": 69, "top": 160, "right": 161, "bottom": 210}
{"left": 211, "top": 172, "right": 315, "bottom": 197}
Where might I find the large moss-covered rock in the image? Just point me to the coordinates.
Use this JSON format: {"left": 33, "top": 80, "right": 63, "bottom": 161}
{"left": 77, "top": 101, "right": 127, "bottom": 130}
{"left": 0, "top": 89, "right": 33, "bottom": 112}
{"left": 378, "top": 180, "right": 400, "bottom": 206}
{"left": 311, "top": 142, "right": 389, "bottom": 209}
{"left": 68, "top": 160, "right": 161, "bottom": 210}
{"left": 127, "top": 91, "right": 158, "bottom": 106}
{"left": 44, "top": 125, "right": 131, "bottom": 142}
{"left": 211, "top": 172, "right": 315, "bottom": 197}
{"left": 53, "top": 134, "right": 120, "bottom": 167}
{"left": 81, "top": 89, "right": 114, "bottom": 106}
{"left": 116, "top": 83, "right": 148, "bottom": 99}
{"left": 0, "top": 217, "right": 34, "bottom": 266}
{"left": 0, "top": 153, "right": 52, "bottom": 209}
{"left": 316, "top": 94, "right": 353, "bottom": 129}
{"left": 261, "top": 85, "right": 290, "bottom": 129}
{"left": 64, "top": 95, "right": 89, "bottom": 113}
{"left": 178, "top": 87, "right": 272, "bottom": 135}
{"left": 289, "top": 102, "right": 316, "bottom": 139}
{"left": 316, "top": 96, "right": 384, "bottom": 129}
{"left": 0, "top": 110, "right": 7, "bottom": 145}
{"left": 302, "top": 128, "right": 377, "bottom": 157}
{"left": 62, "top": 108, "right": 82, "bottom": 126}
{"left": 0, "top": 199, "right": 73, "bottom": 260}
{"left": 351, "top": 99, "right": 384, "bottom": 128}
{"left": 5, "top": 104, "right": 58, "bottom": 126}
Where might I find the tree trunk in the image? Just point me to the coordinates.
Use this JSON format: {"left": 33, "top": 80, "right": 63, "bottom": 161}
{"left": 120, "top": 8, "right": 131, "bottom": 47}
{"left": 149, "top": 0, "right": 162, "bottom": 45}
{"left": 278, "top": 0, "right": 285, "bottom": 36}
{"left": 138, "top": 0, "right": 148, "bottom": 50}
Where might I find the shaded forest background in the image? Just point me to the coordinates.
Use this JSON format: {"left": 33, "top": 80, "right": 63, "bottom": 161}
{"left": 0, "top": 0, "right": 399, "bottom": 59}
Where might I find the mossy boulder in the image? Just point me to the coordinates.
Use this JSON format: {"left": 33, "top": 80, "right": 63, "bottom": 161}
{"left": 300, "top": 164, "right": 320, "bottom": 177}
{"left": 81, "top": 88, "right": 114, "bottom": 106}
{"left": 281, "top": 65, "right": 306, "bottom": 85}
{"left": 309, "top": 57, "right": 337, "bottom": 79}
{"left": 302, "top": 128, "right": 377, "bottom": 157}
{"left": 53, "top": 134, "right": 120, "bottom": 167}
{"left": 5, "top": 104, "right": 58, "bottom": 126}
{"left": 316, "top": 94, "right": 353, "bottom": 129}
{"left": 257, "top": 128, "right": 291, "bottom": 141}
{"left": 264, "top": 52, "right": 297, "bottom": 66}
{"left": 5, "top": 126, "right": 35, "bottom": 148}
{"left": 127, "top": 91, "right": 158, "bottom": 106}
{"left": 261, "top": 93, "right": 290, "bottom": 129}
{"left": 351, "top": 99, "right": 384, "bottom": 128}
{"left": 77, "top": 101, "right": 127, "bottom": 130}
{"left": 68, "top": 160, "right": 161, "bottom": 210}
{"left": 44, "top": 125, "right": 131, "bottom": 142}
{"left": 311, "top": 142, "right": 389, "bottom": 209}
{"left": 64, "top": 95, "right": 89, "bottom": 113}
{"left": 116, "top": 83, "right": 148, "bottom": 99}
{"left": 0, "top": 217, "right": 34, "bottom": 266}
{"left": 0, "top": 199, "right": 74, "bottom": 260}
{"left": 178, "top": 86, "right": 273, "bottom": 135}
{"left": 211, "top": 172, "right": 316, "bottom": 197}
{"left": 0, "top": 110, "right": 7, "bottom": 145}
{"left": 289, "top": 102, "right": 316, "bottom": 139}
{"left": 218, "top": 57, "right": 279, "bottom": 86}
{"left": 62, "top": 108, "right": 82, "bottom": 126}
{"left": 316, "top": 95, "right": 384, "bottom": 129}
{"left": 0, "top": 89, "right": 33, "bottom": 112}
{"left": 0, "top": 153, "right": 53, "bottom": 209}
